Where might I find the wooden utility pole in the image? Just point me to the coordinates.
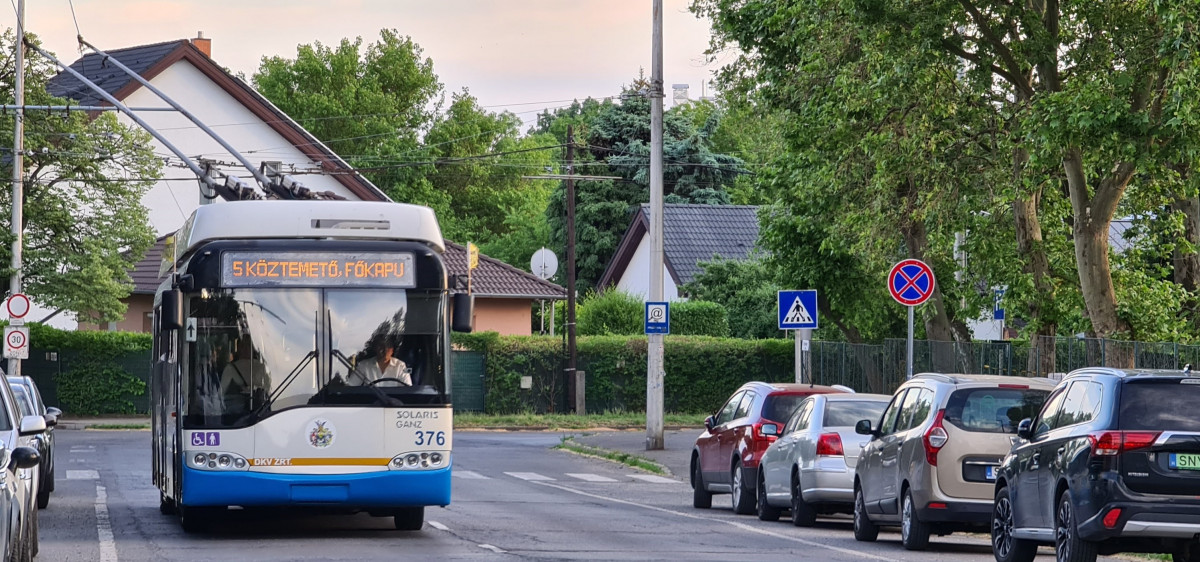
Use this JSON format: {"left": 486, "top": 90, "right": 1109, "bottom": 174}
{"left": 566, "top": 126, "right": 578, "bottom": 413}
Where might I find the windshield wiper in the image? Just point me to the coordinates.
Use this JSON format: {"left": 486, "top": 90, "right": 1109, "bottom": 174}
{"left": 235, "top": 350, "right": 317, "bottom": 424}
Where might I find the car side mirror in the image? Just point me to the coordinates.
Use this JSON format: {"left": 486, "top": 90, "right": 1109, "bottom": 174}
{"left": 761, "top": 423, "right": 779, "bottom": 437}
{"left": 855, "top": 419, "right": 875, "bottom": 436}
{"left": 18, "top": 415, "right": 45, "bottom": 436}
{"left": 1016, "top": 418, "right": 1033, "bottom": 440}
{"left": 9, "top": 446, "right": 38, "bottom": 470}
{"left": 46, "top": 407, "right": 62, "bottom": 418}
{"left": 704, "top": 415, "right": 715, "bottom": 431}
{"left": 452, "top": 293, "right": 474, "bottom": 333}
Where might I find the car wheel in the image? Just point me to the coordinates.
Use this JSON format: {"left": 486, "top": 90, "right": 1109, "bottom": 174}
{"left": 28, "top": 507, "right": 36, "bottom": 558}
{"left": 16, "top": 512, "right": 31, "bottom": 562}
{"left": 178, "top": 504, "right": 216, "bottom": 534}
{"left": 691, "top": 458, "right": 712, "bottom": 509}
{"left": 35, "top": 478, "right": 48, "bottom": 510}
{"left": 993, "top": 486, "right": 1037, "bottom": 562}
{"left": 1055, "top": 492, "right": 1097, "bottom": 562}
{"left": 1174, "top": 541, "right": 1200, "bottom": 562}
{"left": 900, "top": 488, "right": 931, "bottom": 550}
{"left": 756, "top": 472, "right": 781, "bottom": 521}
{"left": 853, "top": 485, "right": 879, "bottom": 542}
{"left": 730, "top": 461, "right": 755, "bottom": 515}
{"left": 790, "top": 472, "right": 816, "bottom": 527}
{"left": 393, "top": 507, "right": 424, "bottom": 531}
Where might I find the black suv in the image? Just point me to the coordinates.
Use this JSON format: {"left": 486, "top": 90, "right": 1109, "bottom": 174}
{"left": 991, "top": 367, "right": 1200, "bottom": 562}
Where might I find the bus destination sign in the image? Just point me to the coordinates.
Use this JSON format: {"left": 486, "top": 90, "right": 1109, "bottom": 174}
{"left": 221, "top": 252, "right": 416, "bottom": 288}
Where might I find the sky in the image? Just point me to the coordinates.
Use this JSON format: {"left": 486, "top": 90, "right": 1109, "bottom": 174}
{"left": 4, "top": 0, "right": 724, "bottom": 126}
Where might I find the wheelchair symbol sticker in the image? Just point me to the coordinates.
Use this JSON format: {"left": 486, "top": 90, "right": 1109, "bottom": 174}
{"left": 191, "top": 431, "right": 220, "bottom": 447}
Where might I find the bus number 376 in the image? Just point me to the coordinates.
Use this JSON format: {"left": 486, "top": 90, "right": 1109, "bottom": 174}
{"left": 415, "top": 431, "right": 446, "bottom": 447}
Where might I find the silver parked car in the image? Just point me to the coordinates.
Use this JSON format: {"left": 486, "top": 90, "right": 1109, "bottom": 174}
{"left": 6, "top": 378, "right": 56, "bottom": 509}
{"left": 0, "top": 376, "right": 45, "bottom": 561}
{"left": 757, "top": 393, "right": 890, "bottom": 524}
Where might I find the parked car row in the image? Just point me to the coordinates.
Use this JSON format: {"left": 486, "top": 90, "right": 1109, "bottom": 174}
{"left": 693, "top": 369, "right": 1200, "bottom": 562}
{"left": 0, "top": 374, "right": 62, "bottom": 561}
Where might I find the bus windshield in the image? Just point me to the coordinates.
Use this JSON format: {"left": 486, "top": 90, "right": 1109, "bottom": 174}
{"left": 184, "top": 288, "right": 446, "bottom": 429}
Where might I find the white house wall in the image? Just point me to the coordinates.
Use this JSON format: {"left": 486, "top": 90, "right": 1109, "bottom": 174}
{"left": 121, "top": 60, "right": 370, "bottom": 235}
{"left": 615, "top": 234, "right": 680, "bottom": 301}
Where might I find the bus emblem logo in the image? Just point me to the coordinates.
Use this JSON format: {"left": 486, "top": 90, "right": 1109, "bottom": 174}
{"left": 308, "top": 419, "right": 335, "bottom": 448}
{"left": 191, "top": 432, "right": 219, "bottom": 447}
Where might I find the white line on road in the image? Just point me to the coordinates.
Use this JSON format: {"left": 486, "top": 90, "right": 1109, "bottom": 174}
{"left": 452, "top": 470, "right": 490, "bottom": 480}
{"left": 68, "top": 470, "right": 100, "bottom": 480}
{"left": 428, "top": 520, "right": 449, "bottom": 531}
{"left": 533, "top": 481, "right": 891, "bottom": 561}
{"left": 478, "top": 544, "right": 506, "bottom": 554}
{"left": 566, "top": 473, "right": 618, "bottom": 482}
{"left": 504, "top": 472, "right": 555, "bottom": 481}
{"left": 95, "top": 485, "right": 118, "bottom": 562}
{"left": 628, "top": 474, "right": 679, "bottom": 484}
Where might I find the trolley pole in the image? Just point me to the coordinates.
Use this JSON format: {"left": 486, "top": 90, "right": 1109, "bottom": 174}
{"left": 8, "top": 0, "right": 25, "bottom": 378}
{"left": 646, "top": 0, "right": 665, "bottom": 450}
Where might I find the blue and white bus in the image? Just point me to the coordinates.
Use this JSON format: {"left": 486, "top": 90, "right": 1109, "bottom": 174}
{"left": 151, "top": 201, "right": 472, "bottom": 532}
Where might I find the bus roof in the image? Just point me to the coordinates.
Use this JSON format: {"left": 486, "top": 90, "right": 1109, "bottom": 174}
{"left": 169, "top": 201, "right": 444, "bottom": 267}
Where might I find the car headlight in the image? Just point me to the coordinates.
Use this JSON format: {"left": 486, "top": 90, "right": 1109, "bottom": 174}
{"left": 389, "top": 451, "right": 448, "bottom": 470}
{"left": 188, "top": 451, "right": 249, "bottom": 471}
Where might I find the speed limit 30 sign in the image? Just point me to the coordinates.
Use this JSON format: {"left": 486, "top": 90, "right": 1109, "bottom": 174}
{"left": 3, "top": 326, "right": 29, "bottom": 359}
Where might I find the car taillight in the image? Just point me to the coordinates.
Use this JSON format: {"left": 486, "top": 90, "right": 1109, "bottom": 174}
{"left": 923, "top": 409, "right": 948, "bottom": 466}
{"left": 1088, "top": 431, "right": 1160, "bottom": 456}
{"left": 816, "top": 433, "right": 844, "bottom": 457}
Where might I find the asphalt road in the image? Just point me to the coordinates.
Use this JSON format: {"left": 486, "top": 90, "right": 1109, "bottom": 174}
{"left": 34, "top": 428, "right": 1130, "bottom": 561}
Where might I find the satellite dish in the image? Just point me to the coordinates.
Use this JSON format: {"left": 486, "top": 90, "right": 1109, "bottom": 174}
{"left": 530, "top": 248, "right": 559, "bottom": 280}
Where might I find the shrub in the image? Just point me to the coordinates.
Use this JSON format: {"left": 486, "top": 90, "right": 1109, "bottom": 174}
{"left": 577, "top": 290, "right": 642, "bottom": 335}
{"left": 671, "top": 300, "right": 729, "bottom": 337}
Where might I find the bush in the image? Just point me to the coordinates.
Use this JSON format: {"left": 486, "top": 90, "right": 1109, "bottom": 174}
{"left": 671, "top": 300, "right": 729, "bottom": 337}
{"left": 577, "top": 290, "right": 642, "bottom": 335}
{"left": 23, "top": 323, "right": 150, "bottom": 415}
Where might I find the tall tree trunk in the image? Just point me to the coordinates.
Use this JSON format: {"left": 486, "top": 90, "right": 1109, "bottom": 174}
{"left": 1062, "top": 149, "right": 1133, "bottom": 365}
{"left": 898, "top": 186, "right": 957, "bottom": 373}
{"left": 1012, "top": 147, "right": 1058, "bottom": 376}
{"left": 1173, "top": 194, "right": 1200, "bottom": 292}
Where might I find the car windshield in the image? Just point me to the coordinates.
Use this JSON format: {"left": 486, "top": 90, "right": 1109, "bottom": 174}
{"left": 183, "top": 288, "right": 445, "bottom": 429}
{"left": 10, "top": 386, "right": 32, "bottom": 418}
{"left": 944, "top": 387, "right": 1049, "bottom": 434}
{"left": 1120, "top": 380, "right": 1200, "bottom": 431}
{"left": 824, "top": 400, "right": 888, "bottom": 428}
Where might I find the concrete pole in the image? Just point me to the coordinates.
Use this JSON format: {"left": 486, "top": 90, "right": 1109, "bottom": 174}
{"left": 646, "top": 0, "right": 665, "bottom": 450}
{"left": 8, "top": 0, "right": 25, "bottom": 378}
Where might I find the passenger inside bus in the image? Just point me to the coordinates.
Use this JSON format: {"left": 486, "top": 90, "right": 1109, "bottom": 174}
{"left": 220, "top": 335, "right": 271, "bottom": 414}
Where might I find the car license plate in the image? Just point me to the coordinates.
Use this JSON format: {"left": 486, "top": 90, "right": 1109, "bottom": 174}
{"left": 1170, "top": 453, "right": 1200, "bottom": 470}
{"left": 986, "top": 465, "right": 997, "bottom": 480}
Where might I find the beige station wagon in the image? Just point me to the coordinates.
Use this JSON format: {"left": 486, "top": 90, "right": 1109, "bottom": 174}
{"left": 852, "top": 373, "right": 1054, "bottom": 550}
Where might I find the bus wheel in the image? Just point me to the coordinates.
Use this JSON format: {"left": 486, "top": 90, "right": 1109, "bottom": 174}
{"left": 159, "top": 493, "right": 176, "bottom": 515}
{"left": 178, "top": 505, "right": 216, "bottom": 533}
{"left": 393, "top": 507, "right": 424, "bottom": 531}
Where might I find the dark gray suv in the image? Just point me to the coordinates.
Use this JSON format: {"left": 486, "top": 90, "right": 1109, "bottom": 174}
{"left": 992, "top": 367, "right": 1200, "bottom": 562}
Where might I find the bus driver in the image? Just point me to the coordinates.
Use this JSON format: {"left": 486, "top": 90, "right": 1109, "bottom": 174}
{"left": 353, "top": 340, "right": 411, "bottom": 386}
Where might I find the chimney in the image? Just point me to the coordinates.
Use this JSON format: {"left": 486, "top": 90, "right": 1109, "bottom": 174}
{"left": 191, "top": 31, "right": 211, "bottom": 57}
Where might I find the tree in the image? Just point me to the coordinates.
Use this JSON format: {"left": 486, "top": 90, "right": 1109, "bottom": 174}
{"left": 681, "top": 256, "right": 780, "bottom": 339}
{"left": 0, "top": 31, "right": 159, "bottom": 322}
{"left": 253, "top": 29, "right": 445, "bottom": 208}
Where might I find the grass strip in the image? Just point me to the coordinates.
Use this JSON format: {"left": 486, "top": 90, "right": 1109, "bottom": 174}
{"left": 455, "top": 412, "right": 704, "bottom": 430}
{"left": 554, "top": 436, "right": 668, "bottom": 475}
{"left": 87, "top": 424, "right": 150, "bottom": 430}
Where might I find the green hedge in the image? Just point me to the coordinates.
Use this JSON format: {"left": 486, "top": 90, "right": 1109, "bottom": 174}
{"left": 23, "top": 324, "right": 150, "bottom": 415}
{"left": 454, "top": 332, "right": 794, "bottom": 414}
{"left": 671, "top": 300, "right": 729, "bottom": 337}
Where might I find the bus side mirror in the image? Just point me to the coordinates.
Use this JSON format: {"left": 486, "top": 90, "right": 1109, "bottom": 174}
{"left": 160, "top": 289, "right": 183, "bottom": 332}
{"left": 452, "top": 293, "right": 474, "bottom": 333}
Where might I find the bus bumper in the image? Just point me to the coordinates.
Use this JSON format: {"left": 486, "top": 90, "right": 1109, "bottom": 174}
{"left": 181, "top": 465, "right": 452, "bottom": 508}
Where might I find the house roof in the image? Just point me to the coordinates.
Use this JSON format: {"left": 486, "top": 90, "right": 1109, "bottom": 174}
{"left": 598, "top": 204, "right": 760, "bottom": 289}
{"left": 46, "top": 39, "right": 389, "bottom": 202}
{"left": 130, "top": 235, "right": 565, "bottom": 300}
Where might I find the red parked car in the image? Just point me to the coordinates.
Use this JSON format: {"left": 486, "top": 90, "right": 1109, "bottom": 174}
{"left": 692, "top": 381, "right": 854, "bottom": 514}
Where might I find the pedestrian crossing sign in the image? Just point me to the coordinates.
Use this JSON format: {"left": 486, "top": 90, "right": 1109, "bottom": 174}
{"left": 778, "top": 290, "right": 819, "bottom": 330}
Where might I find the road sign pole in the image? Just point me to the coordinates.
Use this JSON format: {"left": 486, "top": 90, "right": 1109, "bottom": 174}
{"left": 801, "top": 328, "right": 813, "bottom": 384}
{"left": 794, "top": 331, "right": 801, "bottom": 384}
{"left": 907, "top": 306, "right": 914, "bottom": 380}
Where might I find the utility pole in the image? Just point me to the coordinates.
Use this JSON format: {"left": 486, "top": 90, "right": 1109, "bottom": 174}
{"left": 646, "top": 0, "right": 665, "bottom": 450}
{"left": 8, "top": 0, "right": 25, "bottom": 378}
{"left": 566, "top": 126, "right": 578, "bottom": 413}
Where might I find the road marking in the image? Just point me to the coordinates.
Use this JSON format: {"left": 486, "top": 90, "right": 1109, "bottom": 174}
{"left": 68, "top": 470, "right": 100, "bottom": 480}
{"left": 628, "top": 474, "right": 679, "bottom": 484}
{"left": 504, "top": 472, "right": 554, "bottom": 481}
{"left": 566, "top": 473, "right": 618, "bottom": 482}
{"left": 452, "top": 470, "right": 490, "bottom": 480}
{"left": 95, "top": 485, "right": 118, "bottom": 562}
{"left": 532, "top": 481, "right": 892, "bottom": 561}
{"left": 428, "top": 520, "right": 449, "bottom": 531}
{"left": 478, "top": 544, "right": 506, "bottom": 554}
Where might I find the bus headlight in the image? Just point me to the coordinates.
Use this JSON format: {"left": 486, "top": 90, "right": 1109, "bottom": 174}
{"left": 389, "top": 452, "right": 449, "bottom": 470}
{"left": 188, "top": 451, "right": 249, "bottom": 471}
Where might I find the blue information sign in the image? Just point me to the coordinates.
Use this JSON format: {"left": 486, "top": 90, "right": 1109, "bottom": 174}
{"left": 645, "top": 302, "right": 670, "bottom": 334}
{"left": 778, "top": 290, "right": 819, "bottom": 330}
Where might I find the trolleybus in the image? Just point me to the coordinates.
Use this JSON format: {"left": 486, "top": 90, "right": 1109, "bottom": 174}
{"left": 151, "top": 201, "right": 472, "bottom": 532}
